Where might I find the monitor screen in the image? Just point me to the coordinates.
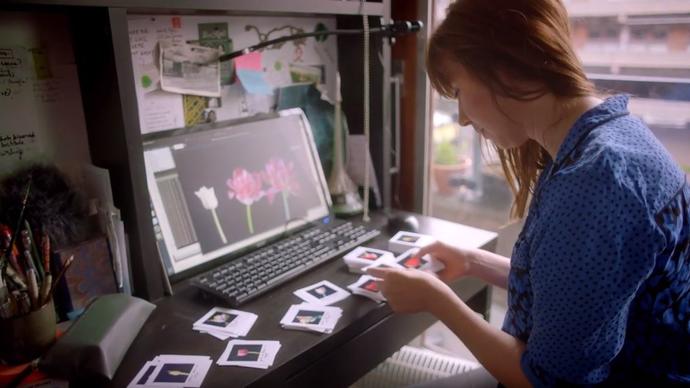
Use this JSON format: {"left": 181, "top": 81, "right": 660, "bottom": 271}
{"left": 143, "top": 109, "right": 331, "bottom": 276}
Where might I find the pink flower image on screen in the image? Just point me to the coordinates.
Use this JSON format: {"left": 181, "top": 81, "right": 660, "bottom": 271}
{"left": 263, "top": 158, "right": 299, "bottom": 199}
{"left": 263, "top": 158, "right": 300, "bottom": 221}
{"left": 227, "top": 168, "right": 265, "bottom": 234}
{"left": 227, "top": 168, "right": 265, "bottom": 206}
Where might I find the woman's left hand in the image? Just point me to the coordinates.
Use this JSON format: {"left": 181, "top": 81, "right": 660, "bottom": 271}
{"left": 366, "top": 267, "right": 455, "bottom": 314}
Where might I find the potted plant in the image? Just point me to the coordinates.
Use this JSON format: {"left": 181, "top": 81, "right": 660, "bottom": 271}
{"left": 432, "top": 139, "right": 471, "bottom": 195}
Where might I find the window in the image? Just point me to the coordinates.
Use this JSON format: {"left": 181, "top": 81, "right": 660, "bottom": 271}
{"left": 427, "top": 0, "right": 690, "bottom": 232}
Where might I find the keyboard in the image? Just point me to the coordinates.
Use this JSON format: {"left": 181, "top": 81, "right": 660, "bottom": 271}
{"left": 191, "top": 220, "right": 380, "bottom": 307}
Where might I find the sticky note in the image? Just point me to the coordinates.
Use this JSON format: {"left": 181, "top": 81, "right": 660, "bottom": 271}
{"left": 234, "top": 52, "right": 262, "bottom": 71}
{"left": 236, "top": 69, "right": 273, "bottom": 95}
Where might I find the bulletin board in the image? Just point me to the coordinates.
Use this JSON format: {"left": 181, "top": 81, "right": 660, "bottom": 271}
{"left": 127, "top": 14, "right": 339, "bottom": 134}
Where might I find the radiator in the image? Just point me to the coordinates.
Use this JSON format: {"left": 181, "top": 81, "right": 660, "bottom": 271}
{"left": 351, "top": 345, "right": 480, "bottom": 388}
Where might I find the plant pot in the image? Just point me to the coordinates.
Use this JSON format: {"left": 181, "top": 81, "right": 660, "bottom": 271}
{"left": 0, "top": 300, "right": 56, "bottom": 365}
{"left": 432, "top": 158, "right": 471, "bottom": 195}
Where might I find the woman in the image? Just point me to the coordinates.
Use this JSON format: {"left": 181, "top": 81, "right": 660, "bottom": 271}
{"left": 367, "top": 0, "right": 690, "bottom": 386}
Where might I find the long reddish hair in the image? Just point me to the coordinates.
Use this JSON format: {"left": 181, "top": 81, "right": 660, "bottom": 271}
{"left": 427, "top": 0, "right": 594, "bottom": 218}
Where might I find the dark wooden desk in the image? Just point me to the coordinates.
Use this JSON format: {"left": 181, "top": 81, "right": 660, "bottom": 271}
{"left": 110, "top": 212, "right": 497, "bottom": 388}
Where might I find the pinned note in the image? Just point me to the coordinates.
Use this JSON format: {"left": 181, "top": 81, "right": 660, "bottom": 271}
{"left": 236, "top": 69, "right": 273, "bottom": 96}
{"left": 234, "top": 51, "right": 262, "bottom": 71}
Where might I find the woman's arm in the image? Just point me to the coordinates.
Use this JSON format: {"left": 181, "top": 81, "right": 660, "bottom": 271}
{"left": 467, "top": 249, "right": 512, "bottom": 289}
{"left": 368, "top": 267, "right": 531, "bottom": 387}
{"left": 415, "top": 242, "right": 512, "bottom": 289}
{"left": 431, "top": 287, "right": 530, "bottom": 388}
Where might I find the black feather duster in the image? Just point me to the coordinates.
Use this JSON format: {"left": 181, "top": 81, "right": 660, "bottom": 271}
{"left": 0, "top": 164, "right": 88, "bottom": 248}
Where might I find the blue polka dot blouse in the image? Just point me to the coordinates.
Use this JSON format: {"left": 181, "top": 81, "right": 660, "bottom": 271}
{"left": 501, "top": 95, "right": 690, "bottom": 386}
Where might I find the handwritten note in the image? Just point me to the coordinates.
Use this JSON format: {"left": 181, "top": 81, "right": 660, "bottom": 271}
{"left": 0, "top": 132, "right": 37, "bottom": 161}
{"left": 0, "top": 47, "right": 30, "bottom": 101}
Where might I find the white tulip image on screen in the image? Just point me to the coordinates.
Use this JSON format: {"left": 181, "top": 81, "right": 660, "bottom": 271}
{"left": 195, "top": 186, "right": 227, "bottom": 244}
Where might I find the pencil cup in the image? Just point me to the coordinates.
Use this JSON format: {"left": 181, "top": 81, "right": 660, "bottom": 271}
{"left": 0, "top": 299, "right": 56, "bottom": 364}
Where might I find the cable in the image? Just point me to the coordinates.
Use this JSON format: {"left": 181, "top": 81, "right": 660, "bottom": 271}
{"left": 362, "top": 13, "right": 371, "bottom": 223}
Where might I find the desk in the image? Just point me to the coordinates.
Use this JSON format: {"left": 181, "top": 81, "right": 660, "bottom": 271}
{"left": 111, "top": 212, "right": 497, "bottom": 387}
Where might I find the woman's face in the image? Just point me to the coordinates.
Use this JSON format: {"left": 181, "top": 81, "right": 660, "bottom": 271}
{"left": 445, "top": 60, "right": 530, "bottom": 150}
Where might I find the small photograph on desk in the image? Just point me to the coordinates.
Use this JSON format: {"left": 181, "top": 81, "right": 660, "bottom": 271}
{"left": 128, "top": 355, "right": 212, "bottom": 388}
{"left": 204, "top": 311, "right": 238, "bottom": 327}
{"left": 398, "top": 234, "right": 420, "bottom": 243}
{"left": 192, "top": 307, "right": 258, "bottom": 340}
{"left": 395, "top": 249, "right": 445, "bottom": 273}
{"left": 293, "top": 309, "right": 324, "bottom": 325}
{"left": 293, "top": 280, "right": 350, "bottom": 305}
{"left": 280, "top": 303, "right": 343, "bottom": 333}
{"left": 154, "top": 363, "right": 193, "bottom": 383}
{"left": 361, "top": 256, "right": 404, "bottom": 273}
{"left": 347, "top": 275, "right": 386, "bottom": 303}
{"left": 217, "top": 340, "right": 282, "bottom": 369}
{"left": 388, "top": 231, "right": 436, "bottom": 254}
{"left": 343, "top": 246, "right": 395, "bottom": 274}
{"left": 227, "top": 344, "right": 263, "bottom": 362}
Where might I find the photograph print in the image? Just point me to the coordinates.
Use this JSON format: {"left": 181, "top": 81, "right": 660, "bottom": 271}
{"left": 397, "top": 234, "right": 420, "bottom": 243}
{"left": 203, "top": 311, "right": 238, "bottom": 328}
{"left": 153, "top": 363, "right": 194, "bottom": 384}
{"left": 398, "top": 255, "right": 427, "bottom": 269}
{"left": 227, "top": 344, "right": 263, "bottom": 362}
{"left": 293, "top": 309, "right": 324, "bottom": 325}
{"left": 360, "top": 280, "right": 379, "bottom": 293}
{"left": 307, "top": 284, "right": 337, "bottom": 299}
{"left": 357, "top": 250, "right": 383, "bottom": 261}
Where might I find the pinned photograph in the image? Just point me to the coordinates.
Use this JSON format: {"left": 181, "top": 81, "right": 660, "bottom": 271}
{"left": 293, "top": 280, "right": 350, "bottom": 305}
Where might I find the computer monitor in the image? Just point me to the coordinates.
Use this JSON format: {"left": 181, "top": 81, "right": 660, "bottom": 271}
{"left": 142, "top": 109, "right": 332, "bottom": 277}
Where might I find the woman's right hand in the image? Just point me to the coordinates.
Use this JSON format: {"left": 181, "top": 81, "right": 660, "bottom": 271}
{"left": 414, "top": 241, "right": 477, "bottom": 283}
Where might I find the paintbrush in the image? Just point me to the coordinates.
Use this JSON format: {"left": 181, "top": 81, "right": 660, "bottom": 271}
{"left": 47, "top": 254, "right": 74, "bottom": 299}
